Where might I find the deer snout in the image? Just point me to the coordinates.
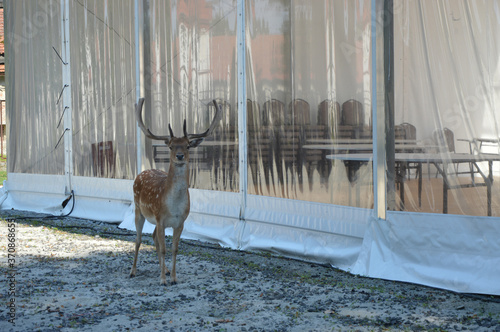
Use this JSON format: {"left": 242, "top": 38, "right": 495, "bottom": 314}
{"left": 176, "top": 153, "right": 185, "bottom": 161}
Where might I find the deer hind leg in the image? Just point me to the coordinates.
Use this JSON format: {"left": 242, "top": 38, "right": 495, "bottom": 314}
{"left": 155, "top": 220, "right": 168, "bottom": 286}
{"left": 170, "top": 225, "right": 184, "bottom": 285}
{"left": 130, "top": 208, "right": 145, "bottom": 278}
{"left": 152, "top": 227, "right": 158, "bottom": 251}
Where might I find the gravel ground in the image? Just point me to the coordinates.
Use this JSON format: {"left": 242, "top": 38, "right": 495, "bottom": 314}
{"left": 1, "top": 209, "right": 500, "bottom": 332}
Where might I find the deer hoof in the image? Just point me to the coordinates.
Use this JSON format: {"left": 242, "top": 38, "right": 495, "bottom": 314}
{"left": 170, "top": 280, "right": 178, "bottom": 286}
{"left": 160, "top": 278, "right": 168, "bottom": 286}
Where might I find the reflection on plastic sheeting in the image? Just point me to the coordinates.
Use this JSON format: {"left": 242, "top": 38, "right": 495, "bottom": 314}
{"left": 70, "top": 1, "right": 137, "bottom": 180}
{"left": 245, "top": 0, "right": 374, "bottom": 208}
{"left": 6, "top": 1, "right": 65, "bottom": 175}
{"left": 393, "top": 0, "right": 500, "bottom": 216}
{"left": 143, "top": 0, "right": 239, "bottom": 193}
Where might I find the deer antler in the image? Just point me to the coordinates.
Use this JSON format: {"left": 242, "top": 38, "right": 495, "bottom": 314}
{"left": 136, "top": 98, "right": 222, "bottom": 141}
{"left": 135, "top": 98, "right": 172, "bottom": 141}
{"left": 184, "top": 99, "right": 223, "bottom": 139}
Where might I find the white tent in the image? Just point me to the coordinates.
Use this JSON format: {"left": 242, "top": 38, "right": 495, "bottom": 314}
{"left": 3, "top": 0, "right": 500, "bottom": 295}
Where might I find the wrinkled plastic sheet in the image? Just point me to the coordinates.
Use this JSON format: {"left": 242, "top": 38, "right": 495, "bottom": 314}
{"left": 352, "top": 211, "right": 500, "bottom": 295}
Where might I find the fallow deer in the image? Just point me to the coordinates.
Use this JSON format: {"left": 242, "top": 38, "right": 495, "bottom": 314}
{"left": 130, "top": 98, "right": 222, "bottom": 285}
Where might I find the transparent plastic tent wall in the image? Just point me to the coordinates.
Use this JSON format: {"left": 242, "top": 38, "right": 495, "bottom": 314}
{"left": 3, "top": 0, "right": 500, "bottom": 295}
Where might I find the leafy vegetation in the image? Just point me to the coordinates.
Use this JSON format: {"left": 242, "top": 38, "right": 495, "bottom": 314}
{"left": 0, "top": 154, "right": 6, "bottom": 184}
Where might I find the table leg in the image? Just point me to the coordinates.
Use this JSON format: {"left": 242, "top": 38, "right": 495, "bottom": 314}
{"left": 443, "top": 179, "right": 448, "bottom": 214}
{"left": 434, "top": 162, "right": 449, "bottom": 214}
{"left": 343, "top": 160, "right": 365, "bottom": 207}
{"left": 473, "top": 160, "right": 493, "bottom": 217}
{"left": 398, "top": 162, "right": 406, "bottom": 211}
{"left": 400, "top": 180, "right": 405, "bottom": 211}
{"left": 488, "top": 161, "right": 492, "bottom": 216}
{"left": 418, "top": 163, "right": 422, "bottom": 207}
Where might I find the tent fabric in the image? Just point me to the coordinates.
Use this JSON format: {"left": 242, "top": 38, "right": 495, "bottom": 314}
{"left": 2, "top": 173, "right": 133, "bottom": 222}
{"left": 394, "top": 0, "right": 500, "bottom": 214}
{"left": 3, "top": 0, "right": 500, "bottom": 295}
{"left": 70, "top": 1, "right": 137, "bottom": 180}
{"left": 5, "top": 1, "right": 64, "bottom": 175}
{"left": 352, "top": 211, "right": 500, "bottom": 294}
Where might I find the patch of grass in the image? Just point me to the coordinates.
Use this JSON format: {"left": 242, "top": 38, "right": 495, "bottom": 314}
{"left": 0, "top": 154, "right": 6, "bottom": 183}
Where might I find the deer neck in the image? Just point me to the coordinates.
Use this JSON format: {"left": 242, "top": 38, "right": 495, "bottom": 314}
{"left": 167, "top": 162, "right": 190, "bottom": 194}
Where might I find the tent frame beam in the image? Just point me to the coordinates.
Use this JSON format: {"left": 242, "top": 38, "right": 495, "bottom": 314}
{"left": 61, "top": 0, "right": 73, "bottom": 194}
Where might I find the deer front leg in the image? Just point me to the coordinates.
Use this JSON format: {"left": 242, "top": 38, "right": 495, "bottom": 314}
{"left": 130, "top": 211, "right": 145, "bottom": 278}
{"left": 153, "top": 226, "right": 170, "bottom": 277}
{"left": 170, "top": 225, "right": 184, "bottom": 285}
{"left": 155, "top": 223, "right": 168, "bottom": 286}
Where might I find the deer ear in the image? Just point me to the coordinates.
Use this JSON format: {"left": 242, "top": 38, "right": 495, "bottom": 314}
{"left": 168, "top": 124, "right": 175, "bottom": 138}
{"left": 188, "top": 137, "right": 204, "bottom": 149}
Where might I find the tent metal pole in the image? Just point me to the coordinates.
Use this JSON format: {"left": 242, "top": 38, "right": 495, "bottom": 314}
{"left": 134, "top": 0, "right": 144, "bottom": 174}
{"left": 384, "top": 0, "right": 396, "bottom": 213}
{"left": 372, "top": 0, "right": 388, "bottom": 220}
{"left": 237, "top": 0, "right": 247, "bottom": 224}
{"left": 61, "top": 0, "right": 73, "bottom": 194}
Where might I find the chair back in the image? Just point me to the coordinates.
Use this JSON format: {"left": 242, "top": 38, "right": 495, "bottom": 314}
{"left": 289, "top": 99, "right": 310, "bottom": 125}
{"left": 342, "top": 99, "right": 364, "bottom": 127}
{"left": 318, "top": 100, "right": 341, "bottom": 126}
{"left": 394, "top": 125, "right": 405, "bottom": 140}
{"left": 247, "top": 99, "right": 259, "bottom": 126}
{"left": 92, "top": 141, "right": 115, "bottom": 177}
{"left": 434, "top": 128, "right": 455, "bottom": 152}
{"left": 263, "top": 99, "right": 285, "bottom": 126}
{"left": 400, "top": 122, "right": 417, "bottom": 140}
